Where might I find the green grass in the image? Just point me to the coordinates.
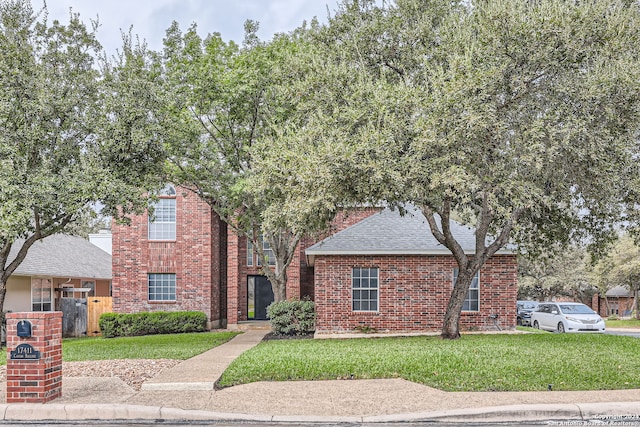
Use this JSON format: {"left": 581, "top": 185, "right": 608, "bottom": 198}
{"left": 1, "top": 331, "right": 240, "bottom": 365}
{"left": 218, "top": 333, "right": 640, "bottom": 392}
{"left": 606, "top": 318, "right": 640, "bottom": 329}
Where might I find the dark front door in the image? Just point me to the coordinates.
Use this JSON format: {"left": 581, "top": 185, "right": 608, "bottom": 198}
{"left": 248, "top": 275, "right": 274, "bottom": 320}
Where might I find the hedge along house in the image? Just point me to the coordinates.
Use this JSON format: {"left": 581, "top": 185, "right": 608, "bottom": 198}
{"left": 306, "top": 206, "right": 518, "bottom": 335}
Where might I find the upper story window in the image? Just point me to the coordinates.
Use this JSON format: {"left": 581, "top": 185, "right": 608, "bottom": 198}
{"left": 148, "top": 184, "right": 176, "bottom": 240}
{"left": 453, "top": 268, "right": 480, "bottom": 312}
{"left": 247, "top": 236, "right": 276, "bottom": 267}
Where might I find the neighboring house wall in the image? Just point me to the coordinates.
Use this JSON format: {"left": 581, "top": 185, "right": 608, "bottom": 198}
{"left": 313, "top": 254, "right": 518, "bottom": 334}
{"left": 5, "top": 276, "right": 31, "bottom": 313}
{"left": 111, "top": 189, "right": 227, "bottom": 328}
{"left": 592, "top": 292, "right": 635, "bottom": 318}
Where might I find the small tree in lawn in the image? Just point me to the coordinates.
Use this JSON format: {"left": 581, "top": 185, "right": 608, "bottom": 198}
{"left": 285, "top": 0, "right": 640, "bottom": 338}
{"left": 0, "top": 1, "right": 165, "bottom": 313}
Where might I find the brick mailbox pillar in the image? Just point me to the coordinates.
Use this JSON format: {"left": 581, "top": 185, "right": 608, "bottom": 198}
{"left": 6, "top": 312, "right": 63, "bottom": 403}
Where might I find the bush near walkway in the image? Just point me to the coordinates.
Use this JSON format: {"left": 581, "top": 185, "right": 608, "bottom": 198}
{"left": 267, "top": 299, "right": 315, "bottom": 336}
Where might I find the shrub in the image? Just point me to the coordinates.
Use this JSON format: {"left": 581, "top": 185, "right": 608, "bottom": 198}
{"left": 267, "top": 298, "right": 316, "bottom": 336}
{"left": 99, "top": 311, "right": 207, "bottom": 338}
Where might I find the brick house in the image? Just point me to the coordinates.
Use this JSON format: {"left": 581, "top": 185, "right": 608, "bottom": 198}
{"left": 306, "top": 207, "right": 518, "bottom": 334}
{"left": 592, "top": 286, "right": 636, "bottom": 318}
{"left": 112, "top": 186, "right": 518, "bottom": 332}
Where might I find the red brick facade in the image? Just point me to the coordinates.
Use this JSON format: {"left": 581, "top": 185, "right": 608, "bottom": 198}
{"left": 111, "top": 188, "right": 518, "bottom": 333}
{"left": 313, "top": 254, "right": 518, "bottom": 334}
{"left": 226, "top": 207, "right": 381, "bottom": 325}
{"left": 111, "top": 189, "right": 227, "bottom": 328}
{"left": 6, "top": 312, "right": 63, "bottom": 403}
{"left": 592, "top": 293, "right": 635, "bottom": 318}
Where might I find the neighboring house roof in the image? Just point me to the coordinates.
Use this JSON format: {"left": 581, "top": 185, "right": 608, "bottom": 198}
{"left": 306, "top": 206, "right": 515, "bottom": 265}
{"left": 9, "top": 234, "right": 112, "bottom": 279}
{"left": 606, "top": 285, "right": 633, "bottom": 298}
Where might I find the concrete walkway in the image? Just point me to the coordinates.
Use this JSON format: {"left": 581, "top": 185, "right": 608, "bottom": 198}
{"left": 2, "top": 328, "right": 640, "bottom": 424}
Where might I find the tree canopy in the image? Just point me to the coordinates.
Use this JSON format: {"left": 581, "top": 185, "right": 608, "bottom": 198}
{"left": 273, "top": 0, "right": 640, "bottom": 337}
{"left": 158, "top": 21, "right": 341, "bottom": 301}
{"left": 0, "top": 0, "right": 165, "bottom": 311}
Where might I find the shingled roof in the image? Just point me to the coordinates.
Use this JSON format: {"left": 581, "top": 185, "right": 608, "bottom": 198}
{"left": 9, "top": 234, "right": 111, "bottom": 279}
{"left": 305, "top": 206, "right": 514, "bottom": 265}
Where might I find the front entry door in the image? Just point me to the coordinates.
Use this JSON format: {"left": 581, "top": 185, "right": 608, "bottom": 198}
{"left": 248, "top": 275, "right": 274, "bottom": 320}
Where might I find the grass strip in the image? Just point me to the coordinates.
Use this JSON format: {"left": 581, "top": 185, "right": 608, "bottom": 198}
{"left": 0, "top": 331, "right": 240, "bottom": 365}
{"left": 62, "top": 331, "right": 241, "bottom": 361}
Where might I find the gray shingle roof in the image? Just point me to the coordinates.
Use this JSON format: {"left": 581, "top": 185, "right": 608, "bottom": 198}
{"left": 606, "top": 285, "right": 632, "bottom": 298}
{"left": 9, "top": 234, "right": 112, "bottom": 279}
{"left": 306, "top": 206, "right": 514, "bottom": 262}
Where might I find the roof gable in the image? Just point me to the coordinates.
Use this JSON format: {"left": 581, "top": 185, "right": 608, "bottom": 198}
{"left": 9, "top": 234, "right": 112, "bottom": 279}
{"left": 306, "top": 206, "right": 515, "bottom": 263}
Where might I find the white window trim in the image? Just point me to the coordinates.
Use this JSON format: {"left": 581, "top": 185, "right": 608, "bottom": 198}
{"left": 352, "top": 267, "right": 379, "bottom": 312}
{"left": 453, "top": 269, "right": 480, "bottom": 312}
{"left": 148, "top": 273, "right": 176, "bottom": 301}
{"left": 148, "top": 197, "right": 176, "bottom": 240}
{"left": 31, "top": 277, "right": 53, "bottom": 312}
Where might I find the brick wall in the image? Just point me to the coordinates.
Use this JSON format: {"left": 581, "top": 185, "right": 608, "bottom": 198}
{"left": 112, "top": 189, "right": 226, "bottom": 327}
{"left": 227, "top": 207, "right": 382, "bottom": 324}
{"left": 6, "top": 312, "right": 62, "bottom": 403}
{"left": 314, "top": 254, "right": 518, "bottom": 334}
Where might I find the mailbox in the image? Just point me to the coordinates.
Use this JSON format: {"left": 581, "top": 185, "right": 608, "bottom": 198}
{"left": 16, "top": 320, "right": 32, "bottom": 337}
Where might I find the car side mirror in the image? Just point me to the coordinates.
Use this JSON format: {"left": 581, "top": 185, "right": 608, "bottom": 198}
{"left": 551, "top": 310, "right": 559, "bottom": 315}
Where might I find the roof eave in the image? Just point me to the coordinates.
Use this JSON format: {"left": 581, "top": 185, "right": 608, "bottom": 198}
{"left": 305, "top": 249, "right": 516, "bottom": 266}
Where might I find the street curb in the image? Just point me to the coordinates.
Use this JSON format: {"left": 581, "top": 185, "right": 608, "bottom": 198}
{"left": 1, "top": 401, "right": 640, "bottom": 423}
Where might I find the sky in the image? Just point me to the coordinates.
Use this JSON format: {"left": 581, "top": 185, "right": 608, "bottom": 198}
{"left": 40, "top": 1, "right": 337, "bottom": 54}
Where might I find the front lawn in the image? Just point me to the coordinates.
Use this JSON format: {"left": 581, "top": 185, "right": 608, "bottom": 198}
{"left": 1, "top": 331, "right": 240, "bottom": 365}
{"left": 218, "top": 333, "right": 640, "bottom": 392}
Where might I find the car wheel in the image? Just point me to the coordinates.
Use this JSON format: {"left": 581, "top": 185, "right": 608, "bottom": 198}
{"left": 517, "top": 317, "right": 522, "bottom": 326}
{"left": 533, "top": 320, "right": 540, "bottom": 329}
{"left": 557, "top": 322, "right": 565, "bottom": 333}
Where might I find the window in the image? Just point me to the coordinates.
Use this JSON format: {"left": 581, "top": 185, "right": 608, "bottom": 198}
{"left": 148, "top": 184, "right": 176, "bottom": 240}
{"left": 352, "top": 268, "right": 379, "bottom": 311}
{"left": 82, "top": 280, "right": 96, "bottom": 297}
{"left": 453, "top": 269, "right": 480, "bottom": 312}
{"left": 148, "top": 273, "right": 176, "bottom": 301}
{"left": 247, "top": 240, "right": 254, "bottom": 266}
{"left": 248, "top": 236, "right": 276, "bottom": 267}
{"left": 31, "top": 278, "right": 52, "bottom": 311}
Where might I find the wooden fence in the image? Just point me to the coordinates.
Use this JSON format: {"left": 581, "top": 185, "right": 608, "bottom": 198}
{"left": 87, "top": 297, "right": 113, "bottom": 337}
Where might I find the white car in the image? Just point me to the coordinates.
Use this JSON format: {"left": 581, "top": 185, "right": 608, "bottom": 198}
{"left": 531, "top": 302, "right": 605, "bottom": 333}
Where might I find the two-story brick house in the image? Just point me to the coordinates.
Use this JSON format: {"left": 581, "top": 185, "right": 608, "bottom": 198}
{"left": 112, "top": 186, "right": 518, "bottom": 332}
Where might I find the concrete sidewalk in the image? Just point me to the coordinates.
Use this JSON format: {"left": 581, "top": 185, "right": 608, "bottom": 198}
{"left": 2, "top": 329, "right": 640, "bottom": 424}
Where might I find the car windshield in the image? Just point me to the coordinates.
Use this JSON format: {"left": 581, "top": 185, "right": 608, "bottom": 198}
{"left": 559, "top": 304, "right": 595, "bottom": 314}
{"left": 519, "top": 302, "right": 538, "bottom": 309}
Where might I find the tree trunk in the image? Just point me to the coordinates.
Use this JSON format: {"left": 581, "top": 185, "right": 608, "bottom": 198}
{"left": 0, "top": 279, "right": 6, "bottom": 315}
{"left": 270, "top": 267, "right": 287, "bottom": 302}
{"left": 442, "top": 268, "right": 475, "bottom": 339}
